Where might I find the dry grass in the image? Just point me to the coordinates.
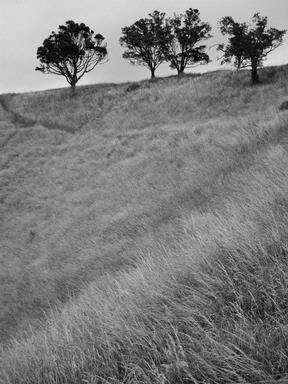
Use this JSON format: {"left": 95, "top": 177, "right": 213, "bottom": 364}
{"left": 1, "top": 65, "right": 288, "bottom": 383}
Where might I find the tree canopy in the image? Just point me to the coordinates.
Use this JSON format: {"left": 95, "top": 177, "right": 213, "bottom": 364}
{"left": 164, "top": 8, "right": 212, "bottom": 76}
{"left": 119, "top": 11, "right": 173, "bottom": 79}
{"left": 218, "top": 13, "right": 286, "bottom": 84}
{"left": 36, "top": 20, "right": 108, "bottom": 95}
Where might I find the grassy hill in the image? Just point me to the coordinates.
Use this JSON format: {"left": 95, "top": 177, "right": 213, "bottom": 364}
{"left": 1, "top": 66, "right": 288, "bottom": 383}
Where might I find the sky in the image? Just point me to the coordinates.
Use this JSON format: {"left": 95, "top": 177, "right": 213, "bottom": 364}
{"left": 0, "top": 0, "right": 287, "bottom": 93}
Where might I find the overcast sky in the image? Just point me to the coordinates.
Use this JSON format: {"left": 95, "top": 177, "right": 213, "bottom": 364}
{"left": 0, "top": 0, "right": 287, "bottom": 93}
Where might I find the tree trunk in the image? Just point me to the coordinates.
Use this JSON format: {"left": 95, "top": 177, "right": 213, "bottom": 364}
{"left": 150, "top": 68, "right": 156, "bottom": 80}
{"left": 251, "top": 60, "right": 259, "bottom": 85}
{"left": 71, "top": 82, "right": 76, "bottom": 97}
{"left": 177, "top": 69, "right": 185, "bottom": 77}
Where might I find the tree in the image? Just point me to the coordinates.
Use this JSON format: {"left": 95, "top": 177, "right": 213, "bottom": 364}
{"left": 120, "top": 10, "right": 172, "bottom": 79}
{"left": 218, "top": 13, "right": 286, "bottom": 84}
{"left": 164, "top": 8, "right": 211, "bottom": 76}
{"left": 36, "top": 20, "right": 108, "bottom": 95}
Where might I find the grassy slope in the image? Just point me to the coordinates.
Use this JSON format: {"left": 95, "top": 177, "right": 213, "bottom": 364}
{"left": 1, "top": 66, "right": 288, "bottom": 383}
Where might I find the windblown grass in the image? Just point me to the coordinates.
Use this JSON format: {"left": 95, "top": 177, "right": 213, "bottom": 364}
{"left": 1, "top": 65, "right": 288, "bottom": 383}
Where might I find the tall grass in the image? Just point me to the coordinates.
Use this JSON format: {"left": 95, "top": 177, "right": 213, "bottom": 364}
{"left": 1, "top": 66, "right": 288, "bottom": 383}
{"left": 3, "top": 141, "right": 288, "bottom": 383}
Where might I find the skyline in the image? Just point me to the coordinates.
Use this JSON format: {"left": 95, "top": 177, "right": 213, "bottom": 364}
{"left": 0, "top": 0, "right": 287, "bottom": 94}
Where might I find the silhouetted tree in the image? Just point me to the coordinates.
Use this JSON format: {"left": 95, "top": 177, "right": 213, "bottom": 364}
{"left": 218, "top": 13, "right": 286, "bottom": 84}
{"left": 36, "top": 20, "right": 108, "bottom": 95}
{"left": 164, "top": 8, "right": 211, "bottom": 76}
{"left": 120, "top": 11, "right": 173, "bottom": 79}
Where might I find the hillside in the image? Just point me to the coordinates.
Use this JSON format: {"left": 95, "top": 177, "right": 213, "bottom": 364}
{"left": 1, "top": 66, "right": 288, "bottom": 383}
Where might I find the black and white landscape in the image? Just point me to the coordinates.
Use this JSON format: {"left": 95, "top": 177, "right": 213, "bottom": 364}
{"left": 1, "top": 1, "right": 288, "bottom": 383}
